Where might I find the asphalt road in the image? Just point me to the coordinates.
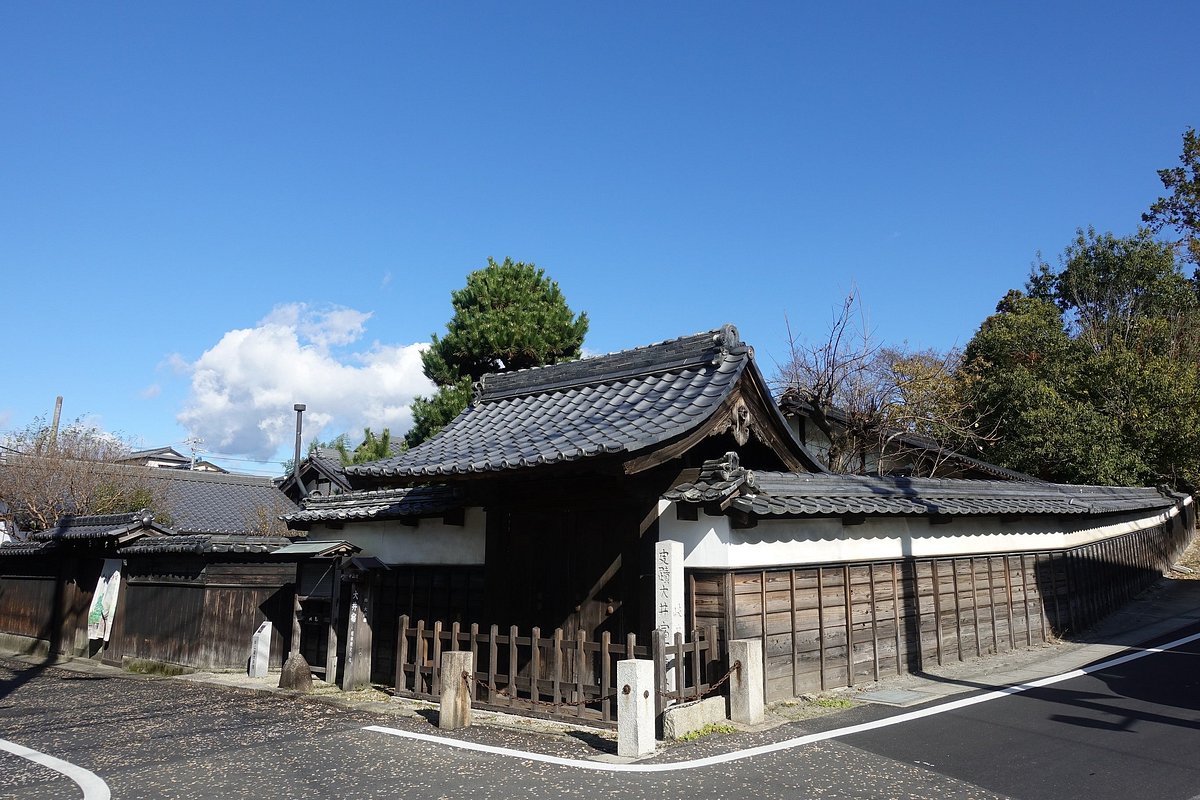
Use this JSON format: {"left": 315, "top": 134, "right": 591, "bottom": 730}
{"left": 2, "top": 624, "right": 1200, "bottom": 800}
{"left": 844, "top": 622, "right": 1200, "bottom": 800}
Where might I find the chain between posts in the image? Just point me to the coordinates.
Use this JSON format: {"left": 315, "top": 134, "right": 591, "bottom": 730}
{"left": 455, "top": 658, "right": 742, "bottom": 710}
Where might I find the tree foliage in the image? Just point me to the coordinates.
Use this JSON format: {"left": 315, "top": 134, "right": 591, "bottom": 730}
{"left": 351, "top": 427, "right": 396, "bottom": 463}
{"left": 283, "top": 428, "right": 403, "bottom": 471}
{"left": 776, "top": 291, "right": 994, "bottom": 475}
{"left": 961, "top": 231, "right": 1200, "bottom": 489}
{"left": 0, "top": 417, "right": 170, "bottom": 532}
{"left": 406, "top": 258, "right": 588, "bottom": 447}
{"left": 1143, "top": 126, "right": 1200, "bottom": 266}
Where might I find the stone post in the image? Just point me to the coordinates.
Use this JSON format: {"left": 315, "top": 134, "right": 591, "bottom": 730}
{"left": 654, "top": 540, "right": 684, "bottom": 691}
{"left": 617, "top": 659, "right": 656, "bottom": 758}
{"left": 439, "top": 651, "right": 474, "bottom": 730}
{"left": 728, "top": 639, "right": 764, "bottom": 725}
{"left": 248, "top": 621, "right": 272, "bottom": 678}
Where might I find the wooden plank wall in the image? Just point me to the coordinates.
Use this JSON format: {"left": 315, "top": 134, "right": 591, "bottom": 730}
{"left": 370, "top": 565, "right": 485, "bottom": 684}
{"left": 109, "top": 561, "right": 294, "bottom": 670}
{"left": 0, "top": 558, "right": 98, "bottom": 654}
{"left": 698, "top": 517, "right": 1192, "bottom": 702}
{"left": 0, "top": 573, "right": 59, "bottom": 639}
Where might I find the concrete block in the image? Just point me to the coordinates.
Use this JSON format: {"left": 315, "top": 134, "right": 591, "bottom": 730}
{"left": 439, "top": 651, "right": 473, "bottom": 730}
{"left": 728, "top": 639, "right": 764, "bottom": 725}
{"left": 617, "top": 659, "right": 655, "bottom": 757}
{"left": 661, "top": 695, "right": 727, "bottom": 739}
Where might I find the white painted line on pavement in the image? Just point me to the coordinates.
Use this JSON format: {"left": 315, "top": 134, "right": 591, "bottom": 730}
{"left": 0, "top": 737, "right": 111, "bottom": 799}
{"left": 366, "top": 626, "right": 1200, "bottom": 773}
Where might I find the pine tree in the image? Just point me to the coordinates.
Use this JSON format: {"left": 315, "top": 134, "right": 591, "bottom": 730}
{"left": 406, "top": 258, "right": 588, "bottom": 447}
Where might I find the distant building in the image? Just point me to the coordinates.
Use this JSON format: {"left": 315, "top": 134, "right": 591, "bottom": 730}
{"left": 116, "top": 446, "right": 228, "bottom": 474}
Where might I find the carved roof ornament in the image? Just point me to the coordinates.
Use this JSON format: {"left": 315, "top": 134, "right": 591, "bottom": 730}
{"left": 731, "top": 399, "right": 752, "bottom": 446}
{"left": 712, "top": 324, "right": 742, "bottom": 363}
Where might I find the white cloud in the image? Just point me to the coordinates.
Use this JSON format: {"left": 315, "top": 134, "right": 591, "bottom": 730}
{"left": 140, "top": 384, "right": 162, "bottom": 399}
{"left": 176, "top": 304, "right": 433, "bottom": 460}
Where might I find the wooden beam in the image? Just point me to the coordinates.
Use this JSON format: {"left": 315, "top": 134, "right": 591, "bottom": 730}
{"left": 622, "top": 392, "right": 746, "bottom": 475}
{"left": 842, "top": 514, "right": 866, "bottom": 526}
{"left": 441, "top": 508, "right": 466, "bottom": 527}
{"left": 675, "top": 503, "right": 699, "bottom": 521}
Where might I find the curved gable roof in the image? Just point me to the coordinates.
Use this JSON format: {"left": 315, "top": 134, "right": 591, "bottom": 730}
{"left": 349, "top": 325, "right": 824, "bottom": 482}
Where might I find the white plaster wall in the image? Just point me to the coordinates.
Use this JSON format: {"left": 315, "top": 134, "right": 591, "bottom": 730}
{"left": 660, "top": 496, "right": 1193, "bottom": 569}
{"left": 306, "top": 507, "right": 486, "bottom": 565}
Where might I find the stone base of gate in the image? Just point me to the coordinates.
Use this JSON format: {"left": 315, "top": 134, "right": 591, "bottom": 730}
{"left": 661, "top": 695, "right": 727, "bottom": 739}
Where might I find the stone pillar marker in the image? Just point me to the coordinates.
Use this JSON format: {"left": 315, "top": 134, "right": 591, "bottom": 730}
{"left": 654, "top": 540, "right": 684, "bottom": 690}
{"left": 728, "top": 639, "right": 765, "bottom": 725}
{"left": 439, "top": 651, "right": 474, "bottom": 730}
{"left": 248, "top": 621, "right": 272, "bottom": 678}
{"left": 617, "top": 659, "right": 656, "bottom": 758}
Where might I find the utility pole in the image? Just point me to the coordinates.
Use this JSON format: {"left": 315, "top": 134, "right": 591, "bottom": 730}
{"left": 293, "top": 404, "right": 308, "bottom": 498}
{"left": 184, "top": 436, "right": 205, "bottom": 470}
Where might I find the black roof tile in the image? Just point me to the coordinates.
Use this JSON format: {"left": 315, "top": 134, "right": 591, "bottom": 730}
{"left": 283, "top": 485, "right": 464, "bottom": 526}
{"left": 665, "top": 454, "right": 1181, "bottom": 519}
{"left": 347, "top": 325, "right": 814, "bottom": 481}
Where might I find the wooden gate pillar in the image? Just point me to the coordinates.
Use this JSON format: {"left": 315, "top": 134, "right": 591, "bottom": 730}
{"left": 341, "top": 568, "right": 374, "bottom": 691}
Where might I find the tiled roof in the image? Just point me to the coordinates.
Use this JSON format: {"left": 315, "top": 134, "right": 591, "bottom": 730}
{"left": 28, "top": 512, "right": 152, "bottom": 542}
{"left": 0, "top": 540, "right": 56, "bottom": 557}
{"left": 134, "top": 467, "right": 297, "bottom": 534}
{"left": 308, "top": 449, "right": 352, "bottom": 488}
{"left": 0, "top": 462, "right": 295, "bottom": 545}
{"left": 118, "top": 534, "right": 292, "bottom": 556}
{"left": 283, "top": 485, "right": 464, "bottom": 525}
{"left": 665, "top": 454, "right": 1181, "bottom": 519}
{"left": 348, "top": 325, "right": 819, "bottom": 481}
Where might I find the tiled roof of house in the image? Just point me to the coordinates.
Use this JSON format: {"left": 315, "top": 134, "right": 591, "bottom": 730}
{"left": 283, "top": 485, "right": 464, "bottom": 526}
{"left": 119, "top": 446, "right": 188, "bottom": 462}
{"left": 1, "top": 463, "right": 295, "bottom": 548}
{"left": 665, "top": 453, "right": 1182, "bottom": 518}
{"left": 134, "top": 467, "right": 297, "bottom": 534}
{"left": 348, "top": 325, "right": 820, "bottom": 481}
{"left": 776, "top": 392, "right": 1040, "bottom": 482}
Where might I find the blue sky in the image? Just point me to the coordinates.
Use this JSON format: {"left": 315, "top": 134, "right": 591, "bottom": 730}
{"left": 2, "top": 2, "right": 1196, "bottom": 474}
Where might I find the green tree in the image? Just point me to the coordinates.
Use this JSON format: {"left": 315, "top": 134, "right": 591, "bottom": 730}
{"left": 351, "top": 427, "right": 397, "bottom": 463}
{"left": 961, "top": 232, "right": 1200, "bottom": 490}
{"left": 406, "top": 258, "right": 589, "bottom": 447}
{"left": 1143, "top": 127, "right": 1200, "bottom": 266}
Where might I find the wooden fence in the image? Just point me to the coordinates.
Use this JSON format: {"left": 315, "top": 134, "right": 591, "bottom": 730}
{"left": 393, "top": 617, "right": 726, "bottom": 727}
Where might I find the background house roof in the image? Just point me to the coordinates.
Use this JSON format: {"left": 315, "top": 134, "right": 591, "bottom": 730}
{"left": 134, "top": 467, "right": 298, "bottom": 534}
{"left": 777, "top": 392, "right": 1040, "bottom": 482}
{"left": 666, "top": 454, "right": 1182, "bottom": 519}
{"left": 348, "top": 324, "right": 819, "bottom": 481}
{"left": 276, "top": 446, "right": 353, "bottom": 501}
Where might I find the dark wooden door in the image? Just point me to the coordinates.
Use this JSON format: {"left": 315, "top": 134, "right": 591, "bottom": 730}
{"left": 491, "top": 508, "right": 632, "bottom": 641}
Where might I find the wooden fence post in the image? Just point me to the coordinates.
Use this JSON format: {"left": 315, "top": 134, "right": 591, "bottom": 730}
{"left": 394, "top": 614, "right": 409, "bottom": 695}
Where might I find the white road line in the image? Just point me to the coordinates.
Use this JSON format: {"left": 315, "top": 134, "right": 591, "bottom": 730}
{"left": 366, "top": 627, "right": 1200, "bottom": 773}
{"left": 0, "top": 738, "right": 111, "bottom": 800}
